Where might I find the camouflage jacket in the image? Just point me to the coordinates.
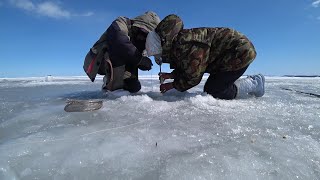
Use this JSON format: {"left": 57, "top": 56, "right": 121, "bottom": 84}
{"left": 167, "top": 27, "right": 257, "bottom": 92}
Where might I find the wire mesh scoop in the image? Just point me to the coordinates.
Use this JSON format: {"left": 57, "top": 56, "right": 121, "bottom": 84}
{"left": 64, "top": 99, "right": 103, "bottom": 112}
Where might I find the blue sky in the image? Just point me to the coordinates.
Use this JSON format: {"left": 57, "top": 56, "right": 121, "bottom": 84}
{"left": 0, "top": 0, "right": 320, "bottom": 78}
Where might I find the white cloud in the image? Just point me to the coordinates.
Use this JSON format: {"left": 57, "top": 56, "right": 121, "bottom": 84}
{"left": 10, "top": 0, "right": 35, "bottom": 11}
{"left": 9, "top": 0, "right": 93, "bottom": 19}
{"left": 72, "top": 11, "right": 94, "bottom": 17}
{"left": 81, "top": 12, "right": 94, "bottom": 17}
{"left": 36, "top": 1, "right": 70, "bottom": 18}
{"left": 312, "top": 0, "right": 320, "bottom": 7}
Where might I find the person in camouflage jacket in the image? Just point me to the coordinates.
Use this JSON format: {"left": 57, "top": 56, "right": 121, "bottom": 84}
{"left": 145, "top": 14, "right": 265, "bottom": 99}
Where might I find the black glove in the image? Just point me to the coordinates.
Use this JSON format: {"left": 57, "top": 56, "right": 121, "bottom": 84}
{"left": 138, "top": 57, "right": 153, "bottom": 71}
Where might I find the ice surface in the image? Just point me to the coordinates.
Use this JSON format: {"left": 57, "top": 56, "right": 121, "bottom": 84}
{"left": 0, "top": 76, "right": 320, "bottom": 179}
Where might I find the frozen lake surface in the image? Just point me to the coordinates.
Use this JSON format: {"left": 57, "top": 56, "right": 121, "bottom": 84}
{"left": 0, "top": 76, "right": 320, "bottom": 179}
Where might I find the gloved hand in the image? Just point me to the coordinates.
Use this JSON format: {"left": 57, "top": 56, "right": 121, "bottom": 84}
{"left": 138, "top": 57, "right": 153, "bottom": 71}
{"left": 159, "top": 72, "right": 173, "bottom": 84}
{"left": 160, "top": 82, "right": 174, "bottom": 93}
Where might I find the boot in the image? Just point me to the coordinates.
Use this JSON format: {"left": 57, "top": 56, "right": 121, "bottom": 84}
{"left": 123, "top": 71, "right": 141, "bottom": 93}
{"left": 234, "top": 74, "right": 265, "bottom": 99}
{"left": 123, "top": 77, "right": 141, "bottom": 93}
{"left": 102, "top": 75, "right": 109, "bottom": 90}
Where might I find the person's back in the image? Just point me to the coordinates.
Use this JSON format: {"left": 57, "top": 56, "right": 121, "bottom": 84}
{"left": 171, "top": 27, "right": 256, "bottom": 75}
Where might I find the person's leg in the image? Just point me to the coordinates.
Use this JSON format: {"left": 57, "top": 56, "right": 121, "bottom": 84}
{"left": 204, "top": 66, "right": 248, "bottom": 100}
{"left": 123, "top": 66, "right": 141, "bottom": 93}
{"left": 204, "top": 28, "right": 264, "bottom": 99}
{"left": 101, "top": 52, "right": 126, "bottom": 91}
{"left": 234, "top": 74, "right": 265, "bottom": 98}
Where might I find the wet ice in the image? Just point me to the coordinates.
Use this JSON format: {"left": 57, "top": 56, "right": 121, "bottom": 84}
{"left": 0, "top": 76, "right": 320, "bottom": 179}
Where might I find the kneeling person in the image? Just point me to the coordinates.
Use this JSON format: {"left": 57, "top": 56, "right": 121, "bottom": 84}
{"left": 145, "top": 14, "right": 265, "bottom": 99}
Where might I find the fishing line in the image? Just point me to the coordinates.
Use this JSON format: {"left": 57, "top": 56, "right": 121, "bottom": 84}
{"left": 0, "top": 119, "right": 149, "bottom": 149}
{"left": 151, "top": 68, "right": 153, "bottom": 92}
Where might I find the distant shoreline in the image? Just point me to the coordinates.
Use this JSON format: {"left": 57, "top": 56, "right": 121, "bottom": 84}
{"left": 1, "top": 75, "right": 320, "bottom": 79}
{"left": 283, "top": 75, "right": 320, "bottom": 77}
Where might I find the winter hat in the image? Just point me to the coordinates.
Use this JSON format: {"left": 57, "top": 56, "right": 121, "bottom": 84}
{"left": 132, "top": 11, "right": 161, "bottom": 33}
{"left": 155, "top": 14, "right": 183, "bottom": 60}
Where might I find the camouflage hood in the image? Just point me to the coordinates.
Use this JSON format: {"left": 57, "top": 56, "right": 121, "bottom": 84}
{"left": 132, "top": 11, "right": 161, "bottom": 33}
{"left": 155, "top": 14, "right": 184, "bottom": 62}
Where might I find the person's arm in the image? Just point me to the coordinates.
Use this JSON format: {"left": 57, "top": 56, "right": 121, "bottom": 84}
{"left": 172, "top": 45, "right": 210, "bottom": 92}
{"left": 159, "top": 72, "right": 175, "bottom": 93}
{"left": 108, "top": 21, "right": 142, "bottom": 66}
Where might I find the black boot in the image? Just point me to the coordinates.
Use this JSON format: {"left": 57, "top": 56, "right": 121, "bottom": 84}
{"left": 123, "top": 78, "right": 141, "bottom": 93}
